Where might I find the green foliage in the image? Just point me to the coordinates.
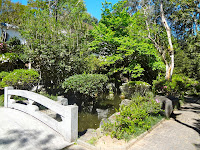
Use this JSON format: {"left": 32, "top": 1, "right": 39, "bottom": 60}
{"left": 102, "top": 94, "right": 162, "bottom": 140}
{"left": 0, "top": 0, "right": 26, "bottom": 25}
{"left": 62, "top": 74, "right": 109, "bottom": 97}
{"left": 87, "top": 137, "right": 98, "bottom": 145}
{"left": 0, "top": 94, "right": 4, "bottom": 107}
{"left": 0, "top": 71, "right": 9, "bottom": 81}
{"left": 175, "top": 32, "right": 200, "bottom": 80}
{"left": 90, "top": 2, "right": 164, "bottom": 81}
{"left": 20, "top": 0, "right": 93, "bottom": 92}
{"left": 153, "top": 74, "right": 200, "bottom": 97}
{"left": 0, "top": 69, "right": 39, "bottom": 90}
{"left": 38, "top": 91, "right": 57, "bottom": 101}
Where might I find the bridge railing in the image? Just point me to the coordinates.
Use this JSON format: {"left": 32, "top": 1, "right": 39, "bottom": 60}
{"left": 4, "top": 87, "right": 78, "bottom": 143}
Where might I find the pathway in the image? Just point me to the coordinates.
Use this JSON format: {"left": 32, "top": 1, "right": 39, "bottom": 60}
{"left": 129, "top": 97, "right": 200, "bottom": 150}
{"left": 0, "top": 108, "right": 71, "bottom": 150}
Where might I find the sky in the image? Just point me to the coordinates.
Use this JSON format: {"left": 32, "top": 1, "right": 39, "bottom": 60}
{"left": 11, "top": 0, "right": 119, "bottom": 20}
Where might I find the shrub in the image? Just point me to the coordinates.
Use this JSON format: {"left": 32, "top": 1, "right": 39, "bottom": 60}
{"left": 0, "top": 71, "right": 9, "bottom": 81}
{"left": 102, "top": 94, "right": 162, "bottom": 140}
{"left": 0, "top": 42, "right": 8, "bottom": 54}
{"left": 120, "top": 81, "right": 151, "bottom": 98}
{"left": 0, "top": 94, "right": 4, "bottom": 107}
{"left": 62, "top": 74, "right": 109, "bottom": 97}
{"left": 0, "top": 69, "right": 39, "bottom": 90}
{"left": 152, "top": 74, "right": 200, "bottom": 97}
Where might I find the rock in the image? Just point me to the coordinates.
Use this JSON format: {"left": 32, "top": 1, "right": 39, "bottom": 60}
{"left": 96, "top": 128, "right": 103, "bottom": 137}
{"left": 57, "top": 96, "right": 68, "bottom": 106}
{"left": 108, "top": 112, "right": 118, "bottom": 124}
{"left": 31, "top": 85, "right": 44, "bottom": 92}
{"left": 96, "top": 108, "right": 109, "bottom": 119}
{"left": 99, "top": 118, "right": 108, "bottom": 128}
{"left": 79, "top": 129, "right": 98, "bottom": 142}
{"left": 119, "top": 99, "right": 132, "bottom": 107}
{"left": 155, "top": 95, "right": 173, "bottom": 118}
{"left": 167, "top": 95, "right": 181, "bottom": 110}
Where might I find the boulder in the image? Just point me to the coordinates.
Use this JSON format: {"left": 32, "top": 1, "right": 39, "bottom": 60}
{"left": 57, "top": 96, "right": 68, "bottom": 106}
{"left": 119, "top": 99, "right": 132, "bottom": 107}
{"left": 96, "top": 108, "right": 109, "bottom": 119}
{"left": 155, "top": 95, "right": 173, "bottom": 118}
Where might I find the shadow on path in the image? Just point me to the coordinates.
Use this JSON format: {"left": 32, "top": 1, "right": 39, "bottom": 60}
{"left": 171, "top": 97, "right": 200, "bottom": 149}
{"left": 0, "top": 129, "right": 55, "bottom": 150}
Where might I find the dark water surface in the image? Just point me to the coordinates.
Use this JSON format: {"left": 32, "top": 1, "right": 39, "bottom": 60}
{"left": 78, "top": 95, "right": 122, "bottom": 132}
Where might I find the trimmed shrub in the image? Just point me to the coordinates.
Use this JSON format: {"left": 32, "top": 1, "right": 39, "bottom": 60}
{"left": 152, "top": 74, "right": 200, "bottom": 97}
{"left": 62, "top": 74, "right": 109, "bottom": 97}
{"left": 120, "top": 81, "right": 151, "bottom": 98}
{"left": 0, "top": 71, "right": 9, "bottom": 81}
{"left": 0, "top": 69, "right": 39, "bottom": 90}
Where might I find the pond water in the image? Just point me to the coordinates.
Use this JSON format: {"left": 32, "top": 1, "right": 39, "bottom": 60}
{"left": 77, "top": 95, "right": 122, "bottom": 132}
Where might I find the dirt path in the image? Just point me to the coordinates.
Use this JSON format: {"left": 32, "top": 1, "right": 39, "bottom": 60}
{"left": 129, "top": 97, "right": 200, "bottom": 150}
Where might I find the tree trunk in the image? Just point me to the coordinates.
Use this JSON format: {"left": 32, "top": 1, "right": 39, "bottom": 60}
{"left": 160, "top": 1, "right": 174, "bottom": 80}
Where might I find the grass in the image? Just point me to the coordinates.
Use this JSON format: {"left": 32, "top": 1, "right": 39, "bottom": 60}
{"left": 133, "top": 115, "right": 163, "bottom": 138}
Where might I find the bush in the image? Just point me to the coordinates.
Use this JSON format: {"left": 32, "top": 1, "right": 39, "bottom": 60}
{"left": 152, "top": 74, "right": 200, "bottom": 97}
{"left": 62, "top": 74, "right": 109, "bottom": 97}
{"left": 0, "top": 71, "right": 9, "bottom": 81}
{"left": 102, "top": 94, "right": 162, "bottom": 141}
{"left": 120, "top": 81, "right": 151, "bottom": 98}
{"left": 0, "top": 42, "right": 8, "bottom": 54}
{"left": 0, "top": 69, "right": 39, "bottom": 90}
{"left": 0, "top": 94, "right": 4, "bottom": 107}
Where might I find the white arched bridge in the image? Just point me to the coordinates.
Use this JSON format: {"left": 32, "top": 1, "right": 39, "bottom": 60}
{"left": 0, "top": 87, "right": 78, "bottom": 150}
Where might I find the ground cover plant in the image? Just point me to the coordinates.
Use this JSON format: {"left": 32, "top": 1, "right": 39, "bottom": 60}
{"left": 102, "top": 93, "right": 163, "bottom": 141}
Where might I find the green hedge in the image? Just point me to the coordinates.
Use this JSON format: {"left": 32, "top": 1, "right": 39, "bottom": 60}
{"left": 0, "top": 69, "right": 39, "bottom": 90}
{"left": 62, "top": 74, "right": 109, "bottom": 97}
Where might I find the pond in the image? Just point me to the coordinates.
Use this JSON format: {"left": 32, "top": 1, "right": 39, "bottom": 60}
{"left": 77, "top": 95, "right": 122, "bottom": 132}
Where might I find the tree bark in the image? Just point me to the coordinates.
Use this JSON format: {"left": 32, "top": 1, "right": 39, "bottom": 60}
{"left": 160, "top": 0, "right": 174, "bottom": 80}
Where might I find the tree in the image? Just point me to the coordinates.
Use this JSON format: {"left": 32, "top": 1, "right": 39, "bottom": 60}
{"left": 0, "top": 0, "right": 26, "bottom": 25}
{"left": 20, "top": 0, "right": 93, "bottom": 93}
{"left": 90, "top": 1, "right": 164, "bottom": 85}
{"left": 123, "top": 0, "right": 176, "bottom": 80}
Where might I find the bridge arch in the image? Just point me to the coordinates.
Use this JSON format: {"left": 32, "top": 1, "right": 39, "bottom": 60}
{"left": 4, "top": 87, "right": 78, "bottom": 143}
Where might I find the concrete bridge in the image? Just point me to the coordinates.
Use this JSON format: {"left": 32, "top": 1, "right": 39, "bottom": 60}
{"left": 0, "top": 87, "right": 78, "bottom": 150}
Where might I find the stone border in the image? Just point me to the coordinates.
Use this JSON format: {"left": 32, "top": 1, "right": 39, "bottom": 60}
{"left": 77, "top": 118, "right": 165, "bottom": 150}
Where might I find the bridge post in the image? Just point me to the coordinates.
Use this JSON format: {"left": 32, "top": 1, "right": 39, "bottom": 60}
{"left": 62, "top": 105, "right": 78, "bottom": 142}
{"left": 4, "top": 87, "right": 14, "bottom": 108}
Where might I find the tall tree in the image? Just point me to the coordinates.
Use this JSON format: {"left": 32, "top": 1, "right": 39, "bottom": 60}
{"left": 20, "top": 0, "right": 93, "bottom": 93}
{"left": 0, "top": 0, "right": 26, "bottom": 25}
{"left": 90, "top": 1, "right": 164, "bottom": 85}
{"left": 123, "top": 0, "right": 176, "bottom": 80}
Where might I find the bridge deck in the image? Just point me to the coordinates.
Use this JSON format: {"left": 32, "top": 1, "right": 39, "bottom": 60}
{"left": 0, "top": 108, "right": 71, "bottom": 150}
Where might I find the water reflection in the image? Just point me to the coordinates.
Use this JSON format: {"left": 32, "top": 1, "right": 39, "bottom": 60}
{"left": 77, "top": 95, "right": 122, "bottom": 132}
